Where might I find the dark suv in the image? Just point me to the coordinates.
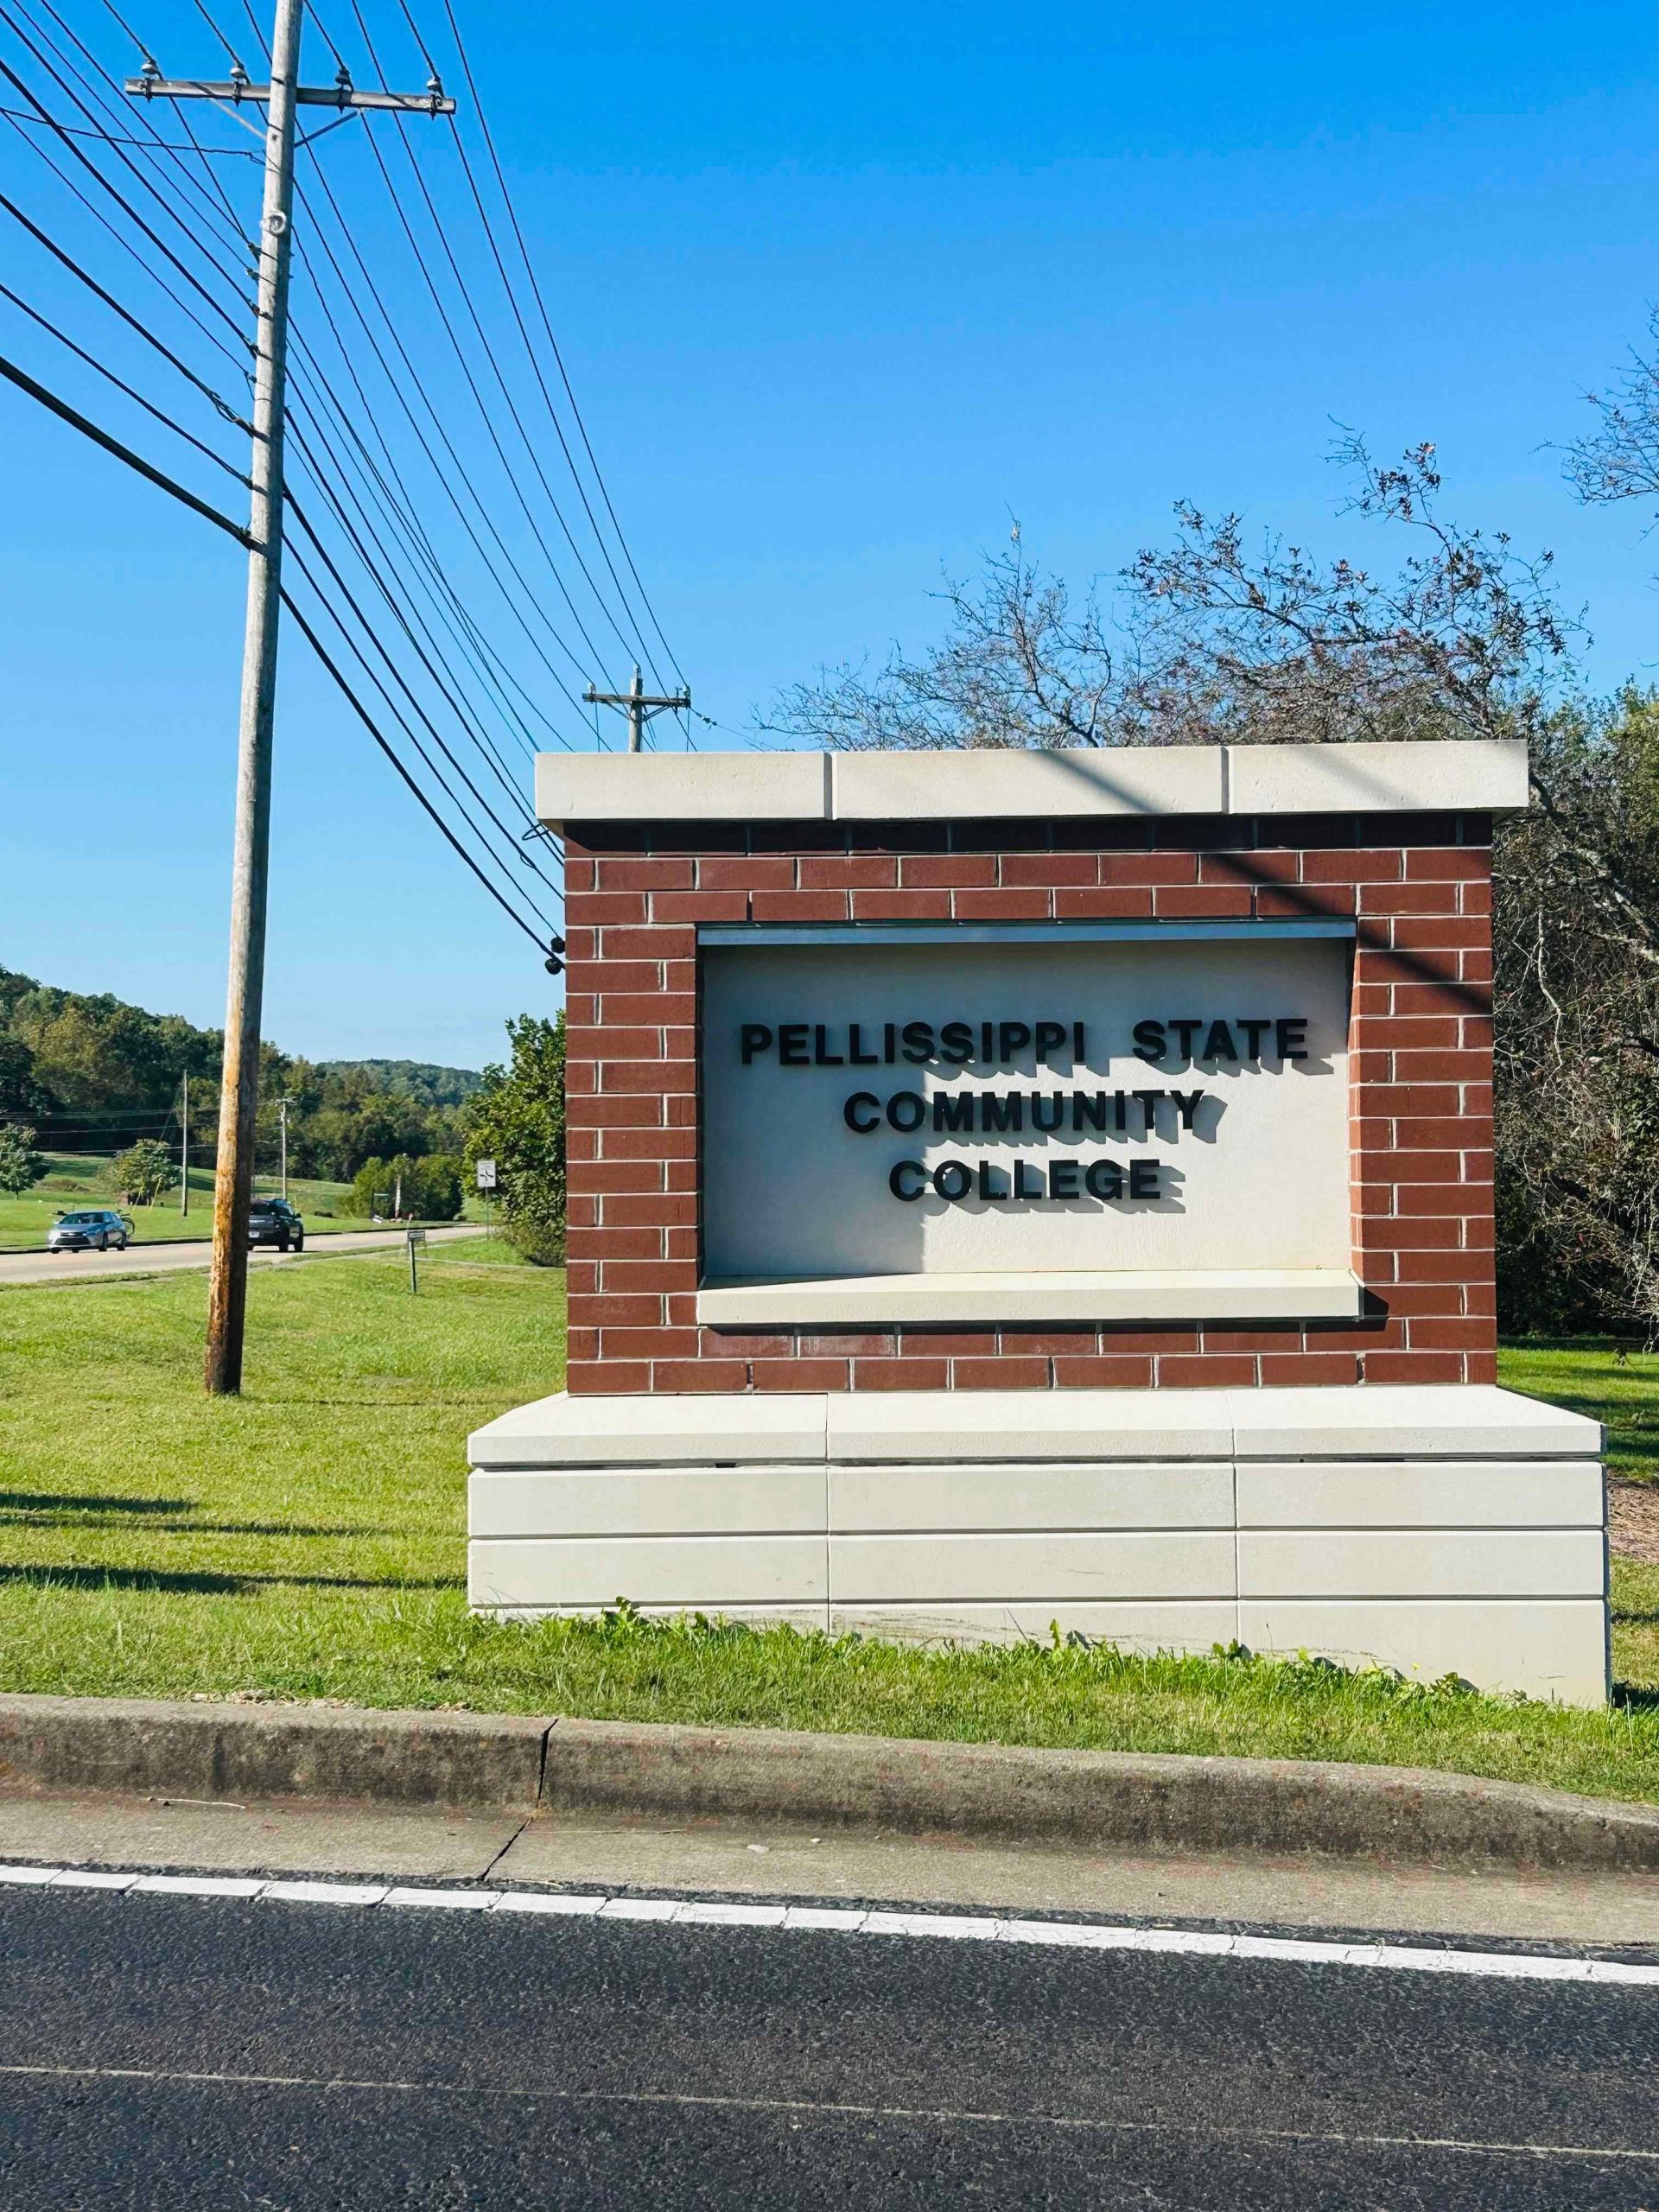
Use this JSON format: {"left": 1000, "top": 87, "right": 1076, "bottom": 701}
{"left": 247, "top": 1198, "right": 305, "bottom": 1252}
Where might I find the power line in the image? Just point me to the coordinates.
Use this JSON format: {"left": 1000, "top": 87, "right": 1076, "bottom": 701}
{"left": 0, "top": 190, "right": 251, "bottom": 427}
{"left": 284, "top": 484, "right": 563, "bottom": 902}
{"left": 0, "top": 346, "right": 251, "bottom": 540}
{"left": 285, "top": 523, "right": 560, "bottom": 934}
{"left": 438, "top": 0, "right": 685, "bottom": 690}
{"left": 0, "top": 102, "right": 253, "bottom": 152}
{"left": 285, "top": 389, "right": 562, "bottom": 812}
{"left": 0, "top": 16, "right": 253, "bottom": 316}
{"left": 382, "top": 0, "right": 664, "bottom": 690}
{"left": 341, "top": 1, "right": 631, "bottom": 686}
{"left": 278, "top": 585, "right": 550, "bottom": 949}
{"left": 289, "top": 156, "right": 598, "bottom": 717}
{"left": 27, "top": 0, "right": 257, "bottom": 251}
{"left": 0, "top": 104, "right": 251, "bottom": 374}
{"left": 0, "top": 278, "right": 250, "bottom": 481}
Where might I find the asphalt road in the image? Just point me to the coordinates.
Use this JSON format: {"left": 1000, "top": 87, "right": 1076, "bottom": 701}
{"left": 0, "top": 1223, "right": 479, "bottom": 1287}
{"left": 1, "top": 1885, "right": 1656, "bottom": 2209}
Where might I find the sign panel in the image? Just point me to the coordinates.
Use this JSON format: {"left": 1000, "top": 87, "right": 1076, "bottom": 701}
{"left": 700, "top": 936, "right": 1351, "bottom": 1282}
{"left": 474, "top": 1159, "right": 498, "bottom": 1191}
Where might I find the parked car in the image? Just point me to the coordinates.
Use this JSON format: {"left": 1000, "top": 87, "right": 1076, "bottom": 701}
{"left": 248, "top": 1198, "right": 305, "bottom": 1252}
{"left": 47, "top": 1208, "right": 134, "bottom": 1253}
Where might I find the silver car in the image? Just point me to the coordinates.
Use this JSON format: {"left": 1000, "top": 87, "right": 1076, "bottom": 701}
{"left": 47, "top": 1208, "right": 134, "bottom": 1253}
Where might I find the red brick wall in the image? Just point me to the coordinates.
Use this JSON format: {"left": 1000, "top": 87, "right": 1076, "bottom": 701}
{"left": 562, "top": 809, "right": 1495, "bottom": 1395}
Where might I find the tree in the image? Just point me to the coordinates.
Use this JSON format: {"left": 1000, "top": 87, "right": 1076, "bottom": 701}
{"left": 0, "top": 1122, "right": 45, "bottom": 1198}
{"left": 340, "top": 1151, "right": 464, "bottom": 1221}
{"left": 764, "top": 440, "right": 1574, "bottom": 759}
{"left": 111, "top": 1138, "right": 175, "bottom": 1206}
{"left": 463, "top": 1014, "right": 566, "bottom": 1264}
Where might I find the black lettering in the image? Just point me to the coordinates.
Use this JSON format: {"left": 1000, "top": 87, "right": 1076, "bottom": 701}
{"left": 932, "top": 1093, "right": 974, "bottom": 1133}
{"left": 933, "top": 1160, "right": 972, "bottom": 1201}
{"left": 981, "top": 1020, "right": 995, "bottom": 1063}
{"left": 1031, "top": 1093, "right": 1064, "bottom": 1133}
{"left": 1085, "top": 1160, "right": 1124, "bottom": 1200}
{"left": 1049, "top": 1159, "right": 1079, "bottom": 1199}
{"left": 778, "top": 1023, "right": 809, "bottom": 1065}
{"left": 740, "top": 1023, "right": 772, "bottom": 1065}
{"left": 1114, "top": 1090, "right": 1128, "bottom": 1133}
{"left": 1132, "top": 1087, "right": 1161, "bottom": 1135}
{"left": 901, "top": 1020, "right": 934, "bottom": 1065}
{"left": 1132, "top": 1019, "right": 1166, "bottom": 1064}
{"left": 976, "top": 1160, "right": 1007, "bottom": 1201}
{"left": 1276, "top": 1017, "right": 1309, "bottom": 1061}
{"left": 843, "top": 1092, "right": 880, "bottom": 1133}
{"left": 1238, "top": 1017, "right": 1271, "bottom": 1058}
{"left": 1013, "top": 1160, "right": 1044, "bottom": 1199}
{"left": 1170, "top": 1018, "right": 1203, "bottom": 1059}
{"left": 813, "top": 1024, "right": 843, "bottom": 1066}
{"left": 999, "top": 1020, "right": 1032, "bottom": 1063}
{"left": 1203, "top": 1020, "right": 1238, "bottom": 1061}
{"left": 884, "top": 1022, "right": 897, "bottom": 1063}
{"left": 887, "top": 1090, "right": 927, "bottom": 1133}
{"left": 1072, "top": 1092, "right": 1109, "bottom": 1133}
{"left": 848, "top": 1022, "right": 879, "bottom": 1065}
{"left": 1172, "top": 1089, "right": 1205, "bottom": 1132}
{"left": 982, "top": 1094, "right": 1024, "bottom": 1133}
{"left": 939, "top": 1020, "right": 974, "bottom": 1065}
{"left": 1033, "top": 1020, "right": 1066, "bottom": 1065}
{"left": 1073, "top": 1020, "right": 1086, "bottom": 1063}
{"left": 889, "top": 1160, "right": 925, "bottom": 1200}
{"left": 1129, "top": 1158, "right": 1161, "bottom": 1200}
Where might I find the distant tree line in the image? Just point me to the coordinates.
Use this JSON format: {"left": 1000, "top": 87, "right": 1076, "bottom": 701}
{"left": 0, "top": 967, "right": 480, "bottom": 1187}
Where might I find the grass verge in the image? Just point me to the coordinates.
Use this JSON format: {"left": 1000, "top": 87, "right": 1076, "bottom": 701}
{"left": 1, "top": 1261, "right": 1656, "bottom": 1801}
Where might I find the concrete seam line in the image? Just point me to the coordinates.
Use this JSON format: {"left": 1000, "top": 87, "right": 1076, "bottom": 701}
{"left": 1, "top": 1866, "right": 1657, "bottom": 1986}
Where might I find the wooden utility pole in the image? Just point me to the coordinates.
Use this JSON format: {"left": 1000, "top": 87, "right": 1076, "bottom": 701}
{"left": 127, "top": 16, "right": 454, "bottom": 1393}
{"left": 179, "top": 1071, "right": 188, "bottom": 1217}
{"left": 584, "top": 665, "right": 691, "bottom": 753}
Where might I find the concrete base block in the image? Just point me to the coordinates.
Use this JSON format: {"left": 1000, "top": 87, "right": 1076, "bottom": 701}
{"left": 467, "top": 1385, "right": 1610, "bottom": 1704}
{"left": 1236, "top": 1601, "right": 1611, "bottom": 1706}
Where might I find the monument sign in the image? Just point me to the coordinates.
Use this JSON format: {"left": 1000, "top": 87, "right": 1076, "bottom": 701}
{"left": 467, "top": 740, "right": 1607, "bottom": 1701}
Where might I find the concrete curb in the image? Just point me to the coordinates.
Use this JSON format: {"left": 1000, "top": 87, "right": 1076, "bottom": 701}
{"left": 1, "top": 1695, "right": 1656, "bottom": 1871}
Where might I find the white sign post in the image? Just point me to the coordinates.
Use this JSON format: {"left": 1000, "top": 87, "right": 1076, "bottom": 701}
{"left": 474, "top": 1159, "right": 497, "bottom": 1240}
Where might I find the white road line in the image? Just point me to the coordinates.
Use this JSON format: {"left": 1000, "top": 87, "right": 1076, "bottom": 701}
{"left": 1, "top": 1863, "right": 1656, "bottom": 1986}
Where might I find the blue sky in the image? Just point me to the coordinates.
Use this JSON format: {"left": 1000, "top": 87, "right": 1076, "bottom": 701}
{"left": 3, "top": 0, "right": 1658, "bottom": 1070}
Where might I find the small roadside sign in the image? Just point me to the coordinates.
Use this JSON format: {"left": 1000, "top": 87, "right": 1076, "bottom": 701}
{"left": 406, "top": 1222, "right": 425, "bottom": 1294}
{"left": 474, "top": 1160, "right": 498, "bottom": 1192}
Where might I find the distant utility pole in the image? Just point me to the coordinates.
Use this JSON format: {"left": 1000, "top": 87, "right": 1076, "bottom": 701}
{"left": 127, "top": 11, "right": 454, "bottom": 1395}
{"left": 584, "top": 665, "right": 691, "bottom": 753}
{"left": 179, "top": 1071, "right": 189, "bottom": 1217}
{"left": 278, "top": 1095, "right": 292, "bottom": 1201}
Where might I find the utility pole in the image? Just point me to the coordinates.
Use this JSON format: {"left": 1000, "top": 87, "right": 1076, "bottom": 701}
{"left": 584, "top": 665, "right": 691, "bottom": 753}
{"left": 278, "top": 1095, "right": 291, "bottom": 1201}
{"left": 179, "top": 1071, "right": 188, "bottom": 1217}
{"left": 128, "top": 19, "right": 454, "bottom": 1394}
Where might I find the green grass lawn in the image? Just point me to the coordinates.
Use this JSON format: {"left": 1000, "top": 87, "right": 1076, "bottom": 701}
{"left": 0, "top": 1154, "right": 378, "bottom": 1249}
{"left": 1, "top": 1254, "right": 1657, "bottom": 1801}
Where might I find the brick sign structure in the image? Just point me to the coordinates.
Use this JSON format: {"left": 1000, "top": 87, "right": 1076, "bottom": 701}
{"left": 468, "top": 741, "right": 1607, "bottom": 1701}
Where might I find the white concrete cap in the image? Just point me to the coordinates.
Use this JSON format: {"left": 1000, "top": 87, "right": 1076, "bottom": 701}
{"left": 534, "top": 739, "right": 1529, "bottom": 828}
{"left": 467, "top": 1391, "right": 829, "bottom": 1467}
{"left": 537, "top": 749, "right": 829, "bottom": 827}
{"left": 1226, "top": 739, "right": 1528, "bottom": 818}
{"left": 830, "top": 747, "right": 1225, "bottom": 820}
{"left": 1227, "top": 1385, "right": 1602, "bottom": 1459}
{"left": 697, "top": 1269, "right": 1362, "bottom": 1327}
{"left": 825, "top": 1390, "right": 1234, "bottom": 1463}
